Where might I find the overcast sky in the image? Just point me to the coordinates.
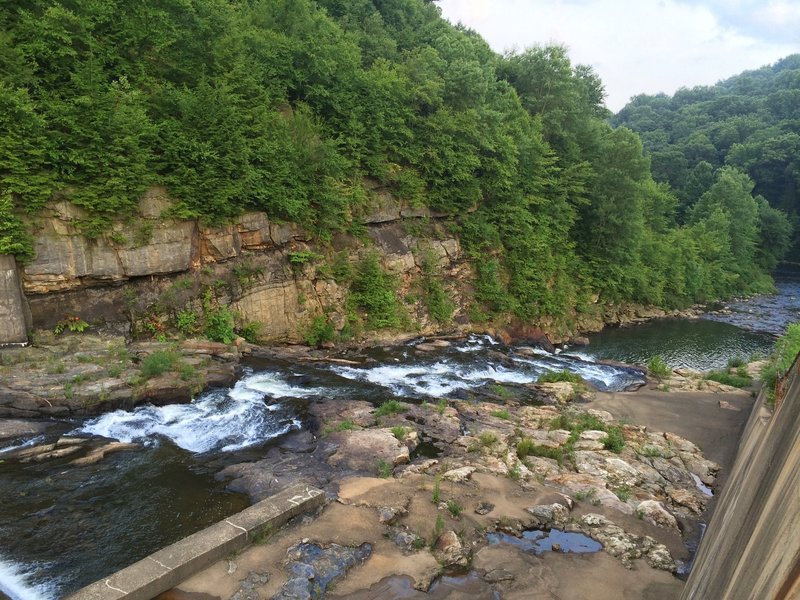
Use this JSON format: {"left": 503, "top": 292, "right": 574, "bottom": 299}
{"left": 436, "top": 0, "right": 800, "bottom": 112}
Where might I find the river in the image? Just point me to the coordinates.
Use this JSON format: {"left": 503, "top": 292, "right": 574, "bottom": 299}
{"left": 1, "top": 277, "right": 798, "bottom": 599}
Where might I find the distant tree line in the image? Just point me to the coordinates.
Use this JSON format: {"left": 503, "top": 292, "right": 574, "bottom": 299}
{"left": 0, "top": 0, "right": 793, "bottom": 324}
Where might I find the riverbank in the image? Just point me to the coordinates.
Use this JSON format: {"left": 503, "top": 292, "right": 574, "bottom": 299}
{"left": 155, "top": 378, "right": 754, "bottom": 600}
{"left": 0, "top": 308, "right": 690, "bottom": 419}
{"left": 0, "top": 331, "right": 760, "bottom": 597}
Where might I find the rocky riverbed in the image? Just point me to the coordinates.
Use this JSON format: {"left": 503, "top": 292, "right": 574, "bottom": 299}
{"left": 0, "top": 333, "right": 241, "bottom": 418}
{"left": 155, "top": 364, "right": 754, "bottom": 600}
{"left": 0, "top": 332, "right": 757, "bottom": 599}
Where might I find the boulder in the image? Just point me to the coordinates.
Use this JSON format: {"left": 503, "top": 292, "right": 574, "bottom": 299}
{"left": 636, "top": 500, "right": 680, "bottom": 531}
{"left": 327, "top": 429, "right": 410, "bottom": 473}
{"left": 526, "top": 502, "right": 570, "bottom": 526}
{"left": 432, "top": 531, "right": 469, "bottom": 567}
{"left": 442, "top": 466, "right": 476, "bottom": 483}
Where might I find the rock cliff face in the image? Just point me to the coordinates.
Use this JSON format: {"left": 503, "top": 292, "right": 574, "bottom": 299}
{"left": 0, "top": 254, "right": 30, "bottom": 344}
{"left": 16, "top": 187, "right": 464, "bottom": 343}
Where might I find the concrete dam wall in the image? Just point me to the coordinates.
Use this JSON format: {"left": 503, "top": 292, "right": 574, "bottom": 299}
{"left": 682, "top": 367, "right": 800, "bottom": 599}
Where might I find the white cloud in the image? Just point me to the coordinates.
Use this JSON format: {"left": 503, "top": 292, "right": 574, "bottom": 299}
{"left": 437, "top": 0, "right": 800, "bottom": 111}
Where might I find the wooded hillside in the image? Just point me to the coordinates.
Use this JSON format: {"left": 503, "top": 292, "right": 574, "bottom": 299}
{"left": 0, "top": 0, "right": 793, "bottom": 324}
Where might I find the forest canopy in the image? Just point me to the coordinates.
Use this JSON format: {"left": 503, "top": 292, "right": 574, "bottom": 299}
{"left": 0, "top": 0, "right": 794, "bottom": 322}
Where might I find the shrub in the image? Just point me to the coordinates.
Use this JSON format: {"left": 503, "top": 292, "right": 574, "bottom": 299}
{"left": 175, "top": 310, "right": 198, "bottom": 335}
{"left": 479, "top": 431, "right": 498, "bottom": 447}
{"left": 537, "top": 370, "right": 583, "bottom": 384}
{"left": 762, "top": 323, "right": 800, "bottom": 402}
{"left": 490, "top": 409, "right": 511, "bottom": 420}
{"left": 613, "top": 485, "right": 631, "bottom": 502}
{"left": 335, "top": 419, "right": 357, "bottom": 432}
{"left": 377, "top": 459, "right": 392, "bottom": 478}
{"left": 517, "top": 440, "right": 565, "bottom": 464}
{"left": 54, "top": 316, "right": 89, "bottom": 335}
{"left": 417, "top": 248, "right": 455, "bottom": 324}
{"left": 646, "top": 356, "right": 671, "bottom": 380}
{"left": 304, "top": 314, "right": 335, "bottom": 347}
{"left": 140, "top": 350, "right": 180, "bottom": 380}
{"left": 601, "top": 426, "right": 625, "bottom": 453}
{"left": 287, "top": 250, "right": 320, "bottom": 268}
{"left": 432, "top": 476, "right": 441, "bottom": 504}
{"left": 237, "top": 321, "right": 262, "bottom": 344}
{"left": 390, "top": 425, "right": 408, "bottom": 440}
{"left": 350, "top": 252, "right": 403, "bottom": 329}
{"left": 375, "top": 400, "right": 406, "bottom": 417}
{"left": 205, "top": 305, "right": 236, "bottom": 343}
{"left": 705, "top": 370, "right": 752, "bottom": 389}
{"left": 446, "top": 499, "right": 462, "bottom": 517}
{"left": 727, "top": 356, "right": 745, "bottom": 368}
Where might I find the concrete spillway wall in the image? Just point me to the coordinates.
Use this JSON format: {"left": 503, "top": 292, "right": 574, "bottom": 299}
{"left": 682, "top": 374, "right": 800, "bottom": 599}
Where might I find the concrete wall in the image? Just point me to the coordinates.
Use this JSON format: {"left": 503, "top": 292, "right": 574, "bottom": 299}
{"left": 0, "top": 255, "right": 29, "bottom": 344}
{"left": 682, "top": 378, "right": 800, "bottom": 599}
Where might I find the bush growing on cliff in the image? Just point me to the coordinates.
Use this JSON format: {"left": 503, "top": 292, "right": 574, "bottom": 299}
{"left": 0, "top": 192, "right": 33, "bottom": 261}
{"left": 417, "top": 247, "right": 455, "bottom": 324}
{"left": 304, "top": 314, "right": 335, "bottom": 347}
{"left": 350, "top": 253, "right": 404, "bottom": 329}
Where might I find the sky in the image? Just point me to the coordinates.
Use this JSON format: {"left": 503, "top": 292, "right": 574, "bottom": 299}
{"left": 436, "top": 0, "right": 800, "bottom": 112}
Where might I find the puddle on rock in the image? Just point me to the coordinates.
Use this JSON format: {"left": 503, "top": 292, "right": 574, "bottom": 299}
{"left": 676, "top": 522, "right": 707, "bottom": 579}
{"left": 486, "top": 529, "right": 602, "bottom": 555}
{"left": 691, "top": 473, "right": 714, "bottom": 497}
{"left": 410, "top": 440, "right": 442, "bottom": 460}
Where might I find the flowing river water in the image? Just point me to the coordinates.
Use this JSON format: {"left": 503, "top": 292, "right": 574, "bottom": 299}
{"left": 1, "top": 276, "right": 798, "bottom": 599}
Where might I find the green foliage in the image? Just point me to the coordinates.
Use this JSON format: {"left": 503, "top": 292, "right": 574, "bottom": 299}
{"left": 761, "top": 323, "right": 800, "bottom": 401}
{"left": 432, "top": 476, "right": 441, "bottom": 504}
{"left": 139, "top": 350, "right": 181, "bottom": 380}
{"left": 433, "top": 514, "right": 445, "bottom": 541}
{"left": 537, "top": 370, "right": 583, "bottom": 384}
{"left": 613, "top": 485, "right": 631, "bottom": 502}
{"left": 639, "top": 445, "right": 662, "bottom": 458}
{"left": 287, "top": 251, "right": 321, "bottom": 268}
{"left": 377, "top": 459, "right": 392, "bottom": 478}
{"left": 575, "top": 488, "right": 598, "bottom": 502}
{"left": 647, "top": 356, "right": 671, "bottom": 380}
{"left": 727, "top": 356, "right": 746, "bottom": 368}
{"left": 336, "top": 419, "right": 357, "bottom": 432}
{"left": 601, "top": 426, "right": 626, "bottom": 453}
{"left": 205, "top": 305, "right": 236, "bottom": 344}
{"left": 54, "top": 316, "right": 89, "bottom": 335}
{"left": 350, "top": 253, "right": 403, "bottom": 329}
{"left": 0, "top": 0, "right": 789, "bottom": 313}
{"left": 416, "top": 247, "right": 455, "bottom": 324}
{"left": 704, "top": 370, "right": 752, "bottom": 389}
{"left": 479, "top": 431, "right": 498, "bottom": 447}
{"left": 446, "top": 499, "right": 462, "bottom": 518}
{"left": 490, "top": 409, "right": 511, "bottom": 420}
{"left": 304, "top": 314, "right": 335, "bottom": 347}
{"left": 175, "top": 310, "right": 198, "bottom": 336}
{"left": 0, "top": 192, "right": 33, "bottom": 260}
{"left": 237, "top": 321, "right": 262, "bottom": 344}
{"left": 232, "top": 261, "right": 264, "bottom": 289}
{"left": 516, "top": 439, "right": 565, "bottom": 464}
{"left": 615, "top": 56, "right": 798, "bottom": 263}
{"left": 375, "top": 400, "right": 406, "bottom": 417}
{"left": 390, "top": 425, "right": 408, "bottom": 440}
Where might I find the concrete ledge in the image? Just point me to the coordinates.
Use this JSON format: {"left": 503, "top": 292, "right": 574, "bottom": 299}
{"left": 66, "top": 484, "right": 325, "bottom": 600}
